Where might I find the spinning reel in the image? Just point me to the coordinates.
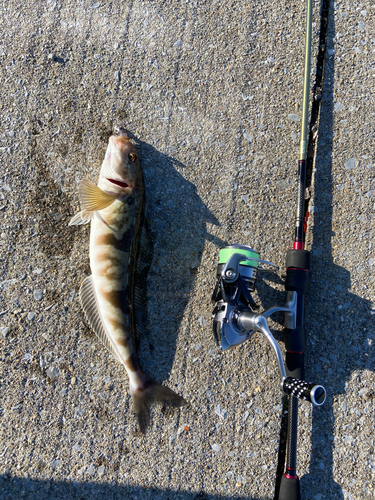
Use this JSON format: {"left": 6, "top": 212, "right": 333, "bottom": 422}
{"left": 212, "top": 245, "right": 326, "bottom": 406}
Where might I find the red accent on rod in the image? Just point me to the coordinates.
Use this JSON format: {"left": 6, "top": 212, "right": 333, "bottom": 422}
{"left": 287, "top": 267, "right": 309, "bottom": 271}
{"left": 285, "top": 468, "right": 298, "bottom": 480}
{"left": 286, "top": 351, "right": 303, "bottom": 354}
{"left": 293, "top": 241, "right": 304, "bottom": 250}
{"left": 284, "top": 473, "right": 298, "bottom": 480}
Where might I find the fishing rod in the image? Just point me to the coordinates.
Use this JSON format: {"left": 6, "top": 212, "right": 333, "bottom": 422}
{"left": 211, "top": 0, "right": 323, "bottom": 498}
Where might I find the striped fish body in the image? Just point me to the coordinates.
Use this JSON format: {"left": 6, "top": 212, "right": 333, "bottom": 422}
{"left": 89, "top": 173, "right": 145, "bottom": 388}
{"left": 70, "top": 131, "right": 186, "bottom": 432}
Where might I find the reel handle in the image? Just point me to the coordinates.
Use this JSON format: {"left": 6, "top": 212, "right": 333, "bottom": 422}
{"left": 282, "top": 377, "right": 326, "bottom": 406}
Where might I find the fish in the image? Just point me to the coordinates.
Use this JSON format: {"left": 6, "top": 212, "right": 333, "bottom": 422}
{"left": 69, "top": 127, "right": 186, "bottom": 432}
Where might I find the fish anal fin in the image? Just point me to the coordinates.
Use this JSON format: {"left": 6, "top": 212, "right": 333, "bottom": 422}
{"left": 79, "top": 275, "right": 122, "bottom": 363}
{"left": 79, "top": 179, "right": 118, "bottom": 211}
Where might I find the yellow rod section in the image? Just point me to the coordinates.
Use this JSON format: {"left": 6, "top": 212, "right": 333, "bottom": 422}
{"left": 299, "top": 0, "right": 313, "bottom": 160}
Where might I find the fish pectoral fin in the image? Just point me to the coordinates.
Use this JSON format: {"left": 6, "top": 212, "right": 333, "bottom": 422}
{"left": 68, "top": 209, "right": 95, "bottom": 226}
{"left": 79, "top": 275, "right": 122, "bottom": 364}
{"left": 79, "top": 178, "right": 118, "bottom": 211}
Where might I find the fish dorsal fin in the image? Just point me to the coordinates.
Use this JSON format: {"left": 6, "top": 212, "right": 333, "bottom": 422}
{"left": 79, "top": 179, "right": 118, "bottom": 211}
{"left": 133, "top": 219, "right": 153, "bottom": 349}
{"left": 80, "top": 275, "right": 122, "bottom": 364}
{"left": 68, "top": 210, "right": 94, "bottom": 226}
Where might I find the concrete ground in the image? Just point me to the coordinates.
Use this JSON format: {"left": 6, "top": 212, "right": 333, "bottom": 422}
{"left": 0, "top": 0, "right": 374, "bottom": 499}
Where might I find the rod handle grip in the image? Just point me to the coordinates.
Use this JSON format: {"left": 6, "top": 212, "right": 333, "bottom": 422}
{"left": 277, "top": 474, "right": 301, "bottom": 500}
{"left": 282, "top": 377, "right": 326, "bottom": 406}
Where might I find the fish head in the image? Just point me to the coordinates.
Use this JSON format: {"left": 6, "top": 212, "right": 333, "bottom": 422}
{"left": 100, "top": 133, "right": 141, "bottom": 193}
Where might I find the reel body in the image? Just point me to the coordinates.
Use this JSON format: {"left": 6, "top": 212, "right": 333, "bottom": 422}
{"left": 212, "top": 245, "right": 261, "bottom": 350}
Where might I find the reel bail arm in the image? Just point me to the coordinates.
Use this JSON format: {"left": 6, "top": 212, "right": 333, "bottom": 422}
{"left": 227, "top": 307, "right": 325, "bottom": 406}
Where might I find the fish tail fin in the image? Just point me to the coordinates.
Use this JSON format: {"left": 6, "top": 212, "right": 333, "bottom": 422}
{"left": 131, "top": 376, "right": 187, "bottom": 433}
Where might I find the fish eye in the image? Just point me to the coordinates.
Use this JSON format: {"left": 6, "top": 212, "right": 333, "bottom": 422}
{"left": 128, "top": 153, "right": 137, "bottom": 162}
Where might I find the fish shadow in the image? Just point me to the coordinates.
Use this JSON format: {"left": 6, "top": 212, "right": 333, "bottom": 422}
{"left": 127, "top": 132, "right": 226, "bottom": 388}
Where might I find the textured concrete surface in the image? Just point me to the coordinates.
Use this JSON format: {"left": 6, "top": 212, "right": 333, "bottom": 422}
{"left": 0, "top": 1, "right": 374, "bottom": 499}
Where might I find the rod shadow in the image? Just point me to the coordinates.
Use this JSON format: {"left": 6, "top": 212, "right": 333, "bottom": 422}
{"left": 299, "top": 2, "right": 374, "bottom": 498}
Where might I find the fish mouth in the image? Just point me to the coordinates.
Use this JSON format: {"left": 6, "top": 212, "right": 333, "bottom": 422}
{"left": 107, "top": 178, "right": 130, "bottom": 189}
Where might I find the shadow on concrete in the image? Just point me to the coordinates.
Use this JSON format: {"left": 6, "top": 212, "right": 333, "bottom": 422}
{"left": 122, "top": 132, "right": 226, "bottom": 385}
{"left": 298, "top": 1, "right": 346, "bottom": 497}
{"left": 0, "top": 474, "right": 264, "bottom": 500}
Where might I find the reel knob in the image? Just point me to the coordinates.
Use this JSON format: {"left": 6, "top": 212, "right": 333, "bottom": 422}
{"left": 282, "top": 377, "right": 326, "bottom": 406}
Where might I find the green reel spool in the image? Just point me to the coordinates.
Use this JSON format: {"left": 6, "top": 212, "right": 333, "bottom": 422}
{"left": 219, "top": 245, "right": 260, "bottom": 268}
